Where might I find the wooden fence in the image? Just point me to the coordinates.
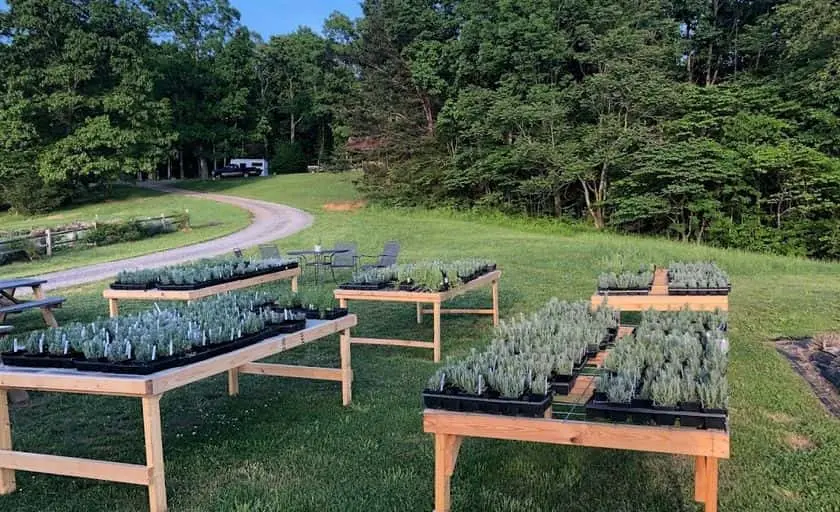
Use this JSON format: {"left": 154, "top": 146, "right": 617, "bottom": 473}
{"left": 0, "top": 213, "right": 188, "bottom": 260}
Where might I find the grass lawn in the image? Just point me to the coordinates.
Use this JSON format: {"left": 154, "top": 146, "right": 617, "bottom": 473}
{"left": 3, "top": 173, "right": 840, "bottom": 511}
{"left": 0, "top": 186, "right": 251, "bottom": 279}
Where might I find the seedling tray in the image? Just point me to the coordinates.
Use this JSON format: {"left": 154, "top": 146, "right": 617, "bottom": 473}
{"left": 74, "top": 354, "right": 188, "bottom": 375}
{"left": 1, "top": 350, "right": 83, "bottom": 369}
{"left": 549, "top": 374, "right": 577, "bottom": 395}
{"left": 668, "top": 287, "right": 731, "bottom": 296}
{"left": 423, "top": 389, "right": 553, "bottom": 417}
{"left": 338, "top": 282, "right": 394, "bottom": 290}
{"left": 322, "top": 308, "right": 349, "bottom": 320}
{"left": 109, "top": 282, "right": 156, "bottom": 291}
{"left": 596, "top": 288, "right": 651, "bottom": 296}
{"left": 585, "top": 397, "right": 727, "bottom": 430}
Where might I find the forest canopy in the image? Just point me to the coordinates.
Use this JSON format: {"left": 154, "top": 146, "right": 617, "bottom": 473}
{"left": 0, "top": 0, "right": 838, "bottom": 260}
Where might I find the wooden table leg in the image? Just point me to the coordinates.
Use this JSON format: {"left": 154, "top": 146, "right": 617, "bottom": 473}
{"left": 434, "top": 433, "right": 462, "bottom": 512}
{"left": 32, "top": 285, "right": 59, "bottom": 327}
{"left": 340, "top": 328, "right": 352, "bottom": 406}
{"left": 142, "top": 396, "right": 167, "bottom": 512}
{"left": 694, "top": 456, "right": 707, "bottom": 504}
{"left": 416, "top": 302, "right": 423, "bottom": 324}
{"left": 433, "top": 302, "right": 442, "bottom": 362}
{"left": 291, "top": 275, "right": 299, "bottom": 293}
{"left": 227, "top": 368, "right": 240, "bottom": 396}
{"left": 491, "top": 279, "right": 499, "bottom": 327}
{"left": 0, "top": 389, "right": 16, "bottom": 494}
{"left": 704, "top": 457, "right": 719, "bottom": 512}
{"left": 109, "top": 298, "right": 120, "bottom": 318}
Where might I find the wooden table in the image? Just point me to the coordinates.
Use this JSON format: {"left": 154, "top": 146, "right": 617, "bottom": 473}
{"left": 423, "top": 324, "right": 730, "bottom": 512}
{"left": 0, "top": 315, "right": 356, "bottom": 512}
{"left": 333, "top": 270, "right": 501, "bottom": 362}
{"left": 103, "top": 266, "right": 301, "bottom": 317}
{"left": 590, "top": 268, "right": 729, "bottom": 312}
{"left": 424, "top": 409, "right": 729, "bottom": 512}
{"left": 0, "top": 277, "right": 63, "bottom": 328}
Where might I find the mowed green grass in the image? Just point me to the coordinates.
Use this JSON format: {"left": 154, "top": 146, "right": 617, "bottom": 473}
{"left": 3, "top": 173, "right": 840, "bottom": 511}
{"left": 0, "top": 185, "right": 251, "bottom": 278}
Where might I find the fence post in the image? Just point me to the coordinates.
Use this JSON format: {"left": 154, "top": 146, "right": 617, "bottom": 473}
{"left": 160, "top": 213, "right": 166, "bottom": 230}
{"left": 45, "top": 229, "right": 52, "bottom": 257}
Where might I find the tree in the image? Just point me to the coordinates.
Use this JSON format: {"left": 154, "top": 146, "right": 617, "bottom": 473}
{"left": 0, "top": 0, "right": 171, "bottom": 212}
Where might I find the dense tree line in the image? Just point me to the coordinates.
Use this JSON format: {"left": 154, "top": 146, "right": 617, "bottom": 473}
{"left": 0, "top": 0, "right": 352, "bottom": 213}
{"left": 1, "top": 0, "right": 838, "bottom": 260}
{"left": 337, "top": 0, "right": 840, "bottom": 259}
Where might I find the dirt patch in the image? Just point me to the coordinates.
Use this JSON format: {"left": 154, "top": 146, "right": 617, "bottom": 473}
{"left": 776, "top": 337, "right": 840, "bottom": 417}
{"left": 784, "top": 433, "right": 815, "bottom": 451}
{"left": 323, "top": 201, "right": 367, "bottom": 212}
{"left": 764, "top": 411, "right": 796, "bottom": 425}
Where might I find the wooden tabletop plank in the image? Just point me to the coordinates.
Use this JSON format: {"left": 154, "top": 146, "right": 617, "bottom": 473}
{"left": 423, "top": 409, "right": 730, "bottom": 459}
{"left": 0, "top": 315, "right": 357, "bottom": 397}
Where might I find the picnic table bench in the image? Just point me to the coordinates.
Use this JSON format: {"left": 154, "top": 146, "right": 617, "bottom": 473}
{"left": 0, "top": 278, "right": 64, "bottom": 328}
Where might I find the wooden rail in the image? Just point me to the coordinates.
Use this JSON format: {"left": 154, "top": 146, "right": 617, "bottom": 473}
{"left": 0, "top": 315, "right": 356, "bottom": 512}
{"left": 334, "top": 270, "right": 501, "bottom": 362}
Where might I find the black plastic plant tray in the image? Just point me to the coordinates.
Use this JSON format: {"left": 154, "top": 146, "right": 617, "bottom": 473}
{"left": 267, "top": 318, "right": 307, "bottom": 334}
{"left": 338, "top": 282, "right": 393, "bottom": 291}
{"left": 156, "top": 277, "right": 230, "bottom": 291}
{"left": 1, "top": 350, "right": 82, "bottom": 369}
{"left": 109, "top": 282, "right": 157, "bottom": 291}
{"left": 74, "top": 355, "right": 188, "bottom": 375}
{"left": 585, "top": 397, "right": 728, "bottom": 430}
{"left": 596, "top": 288, "right": 651, "bottom": 296}
{"left": 423, "top": 390, "right": 554, "bottom": 417}
{"left": 668, "top": 287, "right": 731, "bottom": 296}
{"left": 549, "top": 374, "right": 577, "bottom": 395}
{"left": 323, "top": 308, "right": 349, "bottom": 320}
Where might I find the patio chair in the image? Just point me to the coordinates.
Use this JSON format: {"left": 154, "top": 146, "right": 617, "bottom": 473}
{"left": 360, "top": 241, "right": 400, "bottom": 270}
{"left": 329, "top": 242, "right": 359, "bottom": 282}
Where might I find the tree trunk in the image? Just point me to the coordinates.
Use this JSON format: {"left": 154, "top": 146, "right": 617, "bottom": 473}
{"left": 178, "top": 149, "right": 184, "bottom": 180}
{"left": 198, "top": 154, "right": 209, "bottom": 180}
{"left": 419, "top": 91, "right": 435, "bottom": 136}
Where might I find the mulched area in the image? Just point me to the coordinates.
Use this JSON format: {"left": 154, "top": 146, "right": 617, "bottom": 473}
{"left": 776, "top": 333, "right": 840, "bottom": 417}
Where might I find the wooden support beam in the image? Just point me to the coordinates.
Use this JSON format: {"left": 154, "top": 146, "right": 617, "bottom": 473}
{"left": 704, "top": 457, "right": 720, "bottom": 512}
{"left": 423, "top": 410, "right": 730, "bottom": 459}
{"left": 421, "top": 308, "right": 495, "bottom": 315}
{"left": 433, "top": 302, "right": 442, "bottom": 363}
{"left": 350, "top": 337, "right": 435, "bottom": 350}
{"left": 227, "top": 368, "right": 239, "bottom": 396}
{"left": 695, "top": 456, "right": 707, "bottom": 503}
{"left": 340, "top": 328, "right": 352, "bottom": 406}
{"left": 434, "top": 434, "right": 463, "bottom": 512}
{"left": 491, "top": 279, "right": 500, "bottom": 326}
{"left": 142, "top": 396, "right": 167, "bottom": 512}
{"left": 0, "top": 450, "right": 151, "bottom": 485}
{"left": 0, "top": 390, "right": 15, "bottom": 494}
{"left": 239, "top": 363, "right": 344, "bottom": 382}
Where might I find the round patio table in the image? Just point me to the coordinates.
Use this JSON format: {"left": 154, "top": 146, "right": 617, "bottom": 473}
{"left": 287, "top": 248, "right": 350, "bottom": 283}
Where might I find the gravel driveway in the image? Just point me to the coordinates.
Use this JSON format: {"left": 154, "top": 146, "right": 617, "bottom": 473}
{"left": 36, "top": 181, "right": 313, "bottom": 291}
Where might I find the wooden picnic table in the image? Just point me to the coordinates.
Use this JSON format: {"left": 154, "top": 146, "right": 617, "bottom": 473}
{"left": 423, "top": 325, "right": 730, "bottom": 512}
{"left": 590, "top": 268, "right": 729, "bottom": 312}
{"left": 0, "top": 315, "right": 356, "bottom": 512}
{"left": 0, "top": 277, "right": 63, "bottom": 328}
{"left": 103, "top": 266, "right": 301, "bottom": 317}
{"left": 333, "top": 270, "right": 501, "bottom": 362}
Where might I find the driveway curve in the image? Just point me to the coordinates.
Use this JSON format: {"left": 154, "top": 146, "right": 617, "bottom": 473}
{"left": 38, "top": 181, "right": 313, "bottom": 291}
